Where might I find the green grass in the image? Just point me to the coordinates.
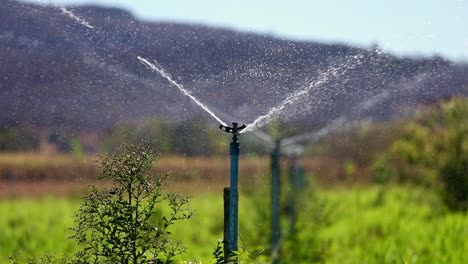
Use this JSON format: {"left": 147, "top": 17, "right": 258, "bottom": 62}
{"left": 0, "top": 198, "right": 78, "bottom": 262}
{"left": 302, "top": 186, "right": 468, "bottom": 263}
{"left": 1, "top": 186, "right": 466, "bottom": 263}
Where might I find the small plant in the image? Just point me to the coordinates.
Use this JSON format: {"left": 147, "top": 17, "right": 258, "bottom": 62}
{"left": 71, "top": 144, "right": 194, "bottom": 263}
{"left": 212, "top": 241, "right": 225, "bottom": 264}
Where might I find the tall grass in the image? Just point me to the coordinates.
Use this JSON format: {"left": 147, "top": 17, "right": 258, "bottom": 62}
{"left": 1, "top": 186, "right": 466, "bottom": 263}
{"left": 0, "top": 198, "right": 78, "bottom": 261}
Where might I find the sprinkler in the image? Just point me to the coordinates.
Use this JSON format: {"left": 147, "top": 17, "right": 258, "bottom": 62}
{"left": 219, "top": 122, "right": 246, "bottom": 143}
{"left": 219, "top": 122, "right": 246, "bottom": 261}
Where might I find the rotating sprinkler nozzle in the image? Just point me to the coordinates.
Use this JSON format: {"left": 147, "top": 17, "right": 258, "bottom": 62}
{"left": 219, "top": 122, "right": 246, "bottom": 142}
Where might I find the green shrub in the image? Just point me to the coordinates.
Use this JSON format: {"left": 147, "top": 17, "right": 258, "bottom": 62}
{"left": 71, "top": 144, "right": 194, "bottom": 263}
{"left": 372, "top": 122, "right": 438, "bottom": 185}
{"left": 439, "top": 98, "right": 468, "bottom": 210}
{"left": 372, "top": 97, "right": 468, "bottom": 210}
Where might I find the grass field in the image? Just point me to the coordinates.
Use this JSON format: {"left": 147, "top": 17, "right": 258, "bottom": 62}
{"left": 1, "top": 185, "right": 466, "bottom": 263}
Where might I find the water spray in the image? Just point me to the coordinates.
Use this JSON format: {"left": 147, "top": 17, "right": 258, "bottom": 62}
{"left": 241, "top": 53, "right": 368, "bottom": 133}
{"left": 59, "top": 6, "right": 95, "bottom": 29}
{"left": 138, "top": 56, "right": 228, "bottom": 126}
{"left": 219, "top": 122, "right": 246, "bottom": 260}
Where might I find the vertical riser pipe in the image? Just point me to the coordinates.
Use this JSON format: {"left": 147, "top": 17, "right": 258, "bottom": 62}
{"left": 289, "top": 156, "right": 305, "bottom": 237}
{"left": 227, "top": 141, "right": 240, "bottom": 258}
{"left": 219, "top": 122, "right": 245, "bottom": 262}
{"left": 289, "top": 158, "right": 297, "bottom": 236}
{"left": 271, "top": 141, "right": 281, "bottom": 263}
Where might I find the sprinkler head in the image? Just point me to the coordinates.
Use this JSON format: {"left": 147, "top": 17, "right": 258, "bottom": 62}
{"left": 220, "top": 122, "right": 246, "bottom": 142}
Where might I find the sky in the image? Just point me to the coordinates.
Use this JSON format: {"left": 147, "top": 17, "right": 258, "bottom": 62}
{"left": 26, "top": 0, "right": 468, "bottom": 61}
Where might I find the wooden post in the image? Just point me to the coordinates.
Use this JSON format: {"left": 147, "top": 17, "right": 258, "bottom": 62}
{"left": 223, "top": 187, "right": 231, "bottom": 262}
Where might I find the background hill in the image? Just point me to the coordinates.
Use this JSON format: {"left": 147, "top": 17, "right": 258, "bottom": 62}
{"left": 1, "top": 0, "right": 467, "bottom": 131}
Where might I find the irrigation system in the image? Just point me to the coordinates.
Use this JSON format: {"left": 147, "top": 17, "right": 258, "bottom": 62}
{"left": 13, "top": 3, "right": 456, "bottom": 263}
{"left": 136, "top": 57, "right": 392, "bottom": 261}
{"left": 136, "top": 19, "right": 392, "bottom": 262}
{"left": 219, "top": 122, "right": 246, "bottom": 260}
{"left": 244, "top": 90, "right": 392, "bottom": 260}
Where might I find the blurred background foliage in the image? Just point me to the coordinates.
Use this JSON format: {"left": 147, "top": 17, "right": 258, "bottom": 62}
{"left": 0, "top": 97, "right": 466, "bottom": 209}
{"left": 372, "top": 97, "right": 467, "bottom": 210}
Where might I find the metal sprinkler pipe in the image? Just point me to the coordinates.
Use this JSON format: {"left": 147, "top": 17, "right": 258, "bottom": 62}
{"left": 271, "top": 139, "right": 281, "bottom": 263}
{"left": 286, "top": 145, "right": 305, "bottom": 237}
{"left": 219, "top": 122, "right": 246, "bottom": 261}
